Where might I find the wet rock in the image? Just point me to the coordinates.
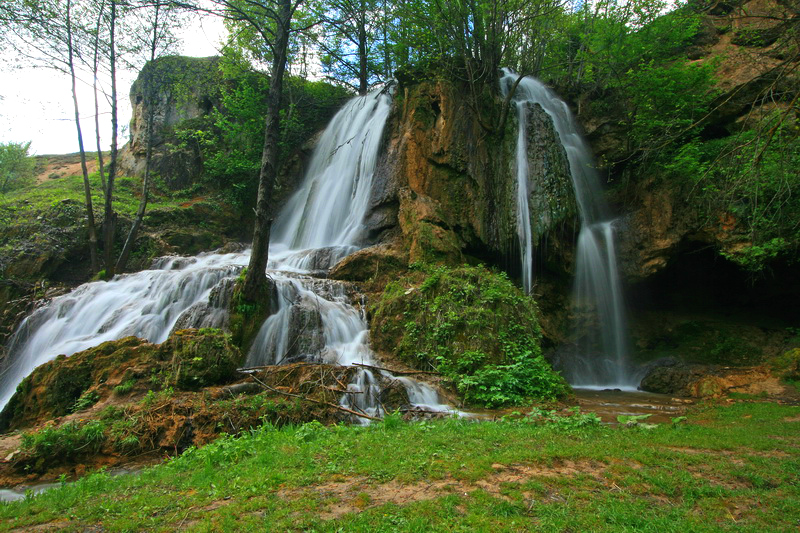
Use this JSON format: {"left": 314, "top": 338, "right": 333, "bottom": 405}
{"left": 284, "top": 295, "right": 326, "bottom": 362}
{"left": 329, "top": 240, "right": 408, "bottom": 282}
{"left": 640, "top": 360, "right": 785, "bottom": 398}
{"left": 378, "top": 376, "right": 411, "bottom": 411}
{"left": 521, "top": 102, "right": 577, "bottom": 242}
{"left": 172, "top": 277, "right": 236, "bottom": 332}
{"left": 373, "top": 77, "right": 576, "bottom": 267}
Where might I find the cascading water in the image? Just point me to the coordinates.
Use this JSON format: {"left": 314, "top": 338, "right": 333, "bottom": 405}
{"left": 500, "top": 69, "right": 635, "bottom": 389}
{"left": 0, "top": 88, "right": 451, "bottom": 420}
{"left": 512, "top": 100, "right": 535, "bottom": 295}
{"left": 0, "top": 251, "right": 249, "bottom": 409}
{"left": 269, "top": 89, "right": 392, "bottom": 272}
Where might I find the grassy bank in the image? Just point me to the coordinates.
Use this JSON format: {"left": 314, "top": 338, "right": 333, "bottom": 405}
{"left": 1, "top": 401, "right": 798, "bottom": 532}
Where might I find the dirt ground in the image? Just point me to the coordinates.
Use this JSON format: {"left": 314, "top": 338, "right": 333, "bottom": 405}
{"left": 34, "top": 153, "right": 102, "bottom": 183}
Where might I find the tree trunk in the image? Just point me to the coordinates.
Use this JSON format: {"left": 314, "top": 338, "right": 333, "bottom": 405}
{"left": 116, "top": 4, "right": 161, "bottom": 274}
{"left": 92, "top": 0, "right": 107, "bottom": 197}
{"left": 67, "top": 0, "right": 100, "bottom": 274}
{"left": 358, "top": 0, "right": 368, "bottom": 95}
{"left": 104, "top": 0, "right": 119, "bottom": 277}
{"left": 242, "top": 0, "right": 292, "bottom": 300}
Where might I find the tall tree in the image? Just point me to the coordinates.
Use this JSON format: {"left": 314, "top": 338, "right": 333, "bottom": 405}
{"left": 90, "top": 0, "right": 108, "bottom": 197}
{"left": 177, "top": 0, "right": 312, "bottom": 300}
{"left": 2, "top": 0, "right": 102, "bottom": 273}
{"left": 102, "top": 0, "right": 120, "bottom": 276}
{"left": 317, "top": 0, "right": 385, "bottom": 94}
{"left": 116, "top": 0, "right": 183, "bottom": 273}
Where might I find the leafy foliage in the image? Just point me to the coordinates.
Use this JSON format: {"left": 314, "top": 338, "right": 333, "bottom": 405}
{"left": 19, "top": 420, "right": 107, "bottom": 471}
{"left": 0, "top": 141, "right": 35, "bottom": 194}
{"left": 171, "top": 50, "right": 349, "bottom": 209}
{"left": 371, "top": 264, "right": 569, "bottom": 407}
{"left": 521, "top": 406, "right": 602, "bottom": 430}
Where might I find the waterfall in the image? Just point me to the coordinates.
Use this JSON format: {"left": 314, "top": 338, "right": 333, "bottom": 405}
{"left": 0, "top": 88, "right": 453, "bottom": 420}
{"left": 513, "top": 101, "right": 535, "bottom": 295}
{"left": 269, "top": 89, "right": 392, "bottom": 271}
{"left": 0, "top": 251, "right": 249, "bottom": 409}
{"left": 500, "top": 69, "right": 634, "bottom": 389}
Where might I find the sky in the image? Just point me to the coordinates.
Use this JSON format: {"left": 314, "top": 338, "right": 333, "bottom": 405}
{"left": 0, "top": 15, "right": 227, "bottom": 156}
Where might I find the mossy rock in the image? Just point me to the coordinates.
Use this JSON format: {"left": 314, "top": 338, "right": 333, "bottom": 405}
{"left": 0, "top": 336, "right": 149, "bottom": 432}
{"left": 228, "top": 276, "right": 274, "bottom": 352}
{"left": 0, "top": 330, "right": 244, "bottom": 432}
{"left": 370, "top": 264, "right": 570, "bottom": 407}
{"left": 169, "top": 328, "right": 243, "bottom": 390}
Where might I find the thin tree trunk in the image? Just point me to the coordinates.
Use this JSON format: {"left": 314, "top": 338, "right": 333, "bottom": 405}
{"left": 382, "top": 0, "right": 390, "bottom": 79}
{"left": 104, "top": 0, "right": 119, "bottom": 276}
{"left": 67, "top": 0, "right": 100, "bottom": 274}
{"left": 117, "top": 3, "right": 160, "bottom": 273}
{"left": 115, "top": 115, "right": 151, "bottom": 273}
{"left": 242, "top": 0, "right": 292, "bottom": 300}
{"left": 358, "top": 0, "right": 368, "bottom": 95}
{"left": 92, "top": 0, "right": 107, "bottom": 196}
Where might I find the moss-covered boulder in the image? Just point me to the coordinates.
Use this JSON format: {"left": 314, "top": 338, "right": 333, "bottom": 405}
{"left": 168, "top": 328, "right": 242, "bottom": 390}
{"left": 228, "top": 275, "right": 274, "bottom": 353}
{"left": 370, "top": 264, "right": 570, "bottom": 407}
{"left": 0, "top": 329, "right": 243, "bottom": 432}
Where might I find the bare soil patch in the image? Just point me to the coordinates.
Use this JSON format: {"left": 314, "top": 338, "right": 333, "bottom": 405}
{"left": 277, "top": 460, "right": 607, "bottom": 520}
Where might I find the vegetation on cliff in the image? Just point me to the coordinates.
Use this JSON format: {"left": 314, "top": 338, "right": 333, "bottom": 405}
{"left": 166, "top": 52, "right": 351, "bottom": 210}
{"left": 371, "top": 264, "right": 569, "bottom": 407}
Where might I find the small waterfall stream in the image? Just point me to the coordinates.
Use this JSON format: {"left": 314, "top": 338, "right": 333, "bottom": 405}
{"left": 0, "top": 88, "right": 451, "bottom": 420}
{"left": 500, "top": 69, "right": 635, "bottom": 389}
{"left": 0, "top": 251, "right": 249, "bottom": 409}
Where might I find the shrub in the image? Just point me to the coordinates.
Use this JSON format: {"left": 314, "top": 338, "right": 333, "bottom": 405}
{"left": 0, "top": 141, "right": 35, "bottom": 193}
{"left": 371, "top": 264, "right": 570, "bottom": 407}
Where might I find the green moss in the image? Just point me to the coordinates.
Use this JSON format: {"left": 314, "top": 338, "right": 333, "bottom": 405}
{"left": 371, "top": 264, "right": 569, "bottom": 407}
{"left": 0, "top": 330, "right": 244, "bottom": 432}
{"left": 168, "top": 328, "right": 243, "bottom": 390}
{"left": 48, "top": 359, "right": 93, "bottom": 417}
{"left": 228, "top": 275, "right": 272, "bottom": 351}
{"left": 771, "top": 348, "right": 800, "bottom": 381}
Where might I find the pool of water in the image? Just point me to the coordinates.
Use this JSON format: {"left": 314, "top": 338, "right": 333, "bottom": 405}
{"left": 574, "top": 388, "right": 691, "bottom": 424}
{"left": 0, "top": 466, "right": 138, "bottom": 503}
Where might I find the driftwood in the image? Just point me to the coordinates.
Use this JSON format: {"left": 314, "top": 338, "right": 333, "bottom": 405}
{"left": 352, "top": 362, "right": 440, "bottom": 376}
{"left": 241, "top": 371, "right": 381, "bottom": 422}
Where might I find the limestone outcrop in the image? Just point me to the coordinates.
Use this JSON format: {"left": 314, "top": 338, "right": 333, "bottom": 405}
{"left": 118, "top": 56, "right": 221, "bottom": 190}
{"left": 356, "top": 78, "right": 576, "bottom": 273}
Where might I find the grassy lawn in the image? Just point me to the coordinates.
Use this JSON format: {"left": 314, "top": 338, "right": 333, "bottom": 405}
{"left": 1, "top": 401, "right": 798, "bottom": 531}
{"left": 0, "top": 172, "right": 187, "bottom": 222}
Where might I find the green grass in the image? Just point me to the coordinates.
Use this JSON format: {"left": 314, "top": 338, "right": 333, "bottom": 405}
{"left": 1, "top": 402, "right": 798, "bottom": 531}
{"left": 0, "top": 172, "right": 184, "bottom": 223}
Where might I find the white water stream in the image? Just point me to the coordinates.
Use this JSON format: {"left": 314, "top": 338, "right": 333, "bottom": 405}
{"left": 500, "top": 69, "right": 635, "bottom": 389}
{"left": 0, "top": 252, "right": 248, "bottom": 408}
{"left": 0, "top": 88, "right": 451, "bottom": 419}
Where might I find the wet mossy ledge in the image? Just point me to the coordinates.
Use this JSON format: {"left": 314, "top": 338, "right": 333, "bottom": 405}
{"left": 0, "top": 327, "right": 413, "bottom": 482}
{"left": 0, "top": 328, "right": 243, "bottom": 434}
{"left": 370, "top": 264, "right": 571, "bottom": 407}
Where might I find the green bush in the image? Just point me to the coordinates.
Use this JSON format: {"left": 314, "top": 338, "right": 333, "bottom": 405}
{"left": 19, "top": 420, "right": 107, "bottom": 471}
{"left": 0, "top": 141, "right": 35, "bottom": 193}
{"left": 371, "top": 264, "right": 570, "bottom": 407}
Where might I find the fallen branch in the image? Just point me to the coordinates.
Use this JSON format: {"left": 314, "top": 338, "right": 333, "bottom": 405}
{"left": 353, "top": 362, "right": 440, "bottom": 376}
{"left": 242, "top": 371, "right": 380, "bottom": 422}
